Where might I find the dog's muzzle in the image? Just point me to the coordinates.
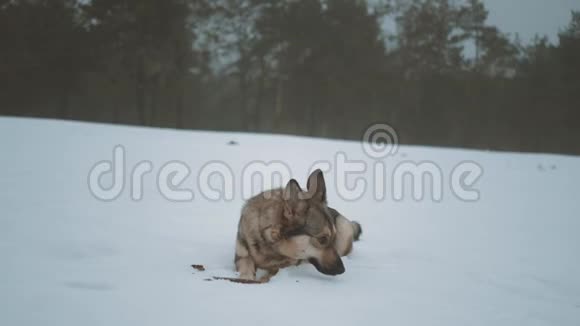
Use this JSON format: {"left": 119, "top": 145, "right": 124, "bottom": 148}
{"left": 308, "top": 258, "right": 345, "bottom": 276}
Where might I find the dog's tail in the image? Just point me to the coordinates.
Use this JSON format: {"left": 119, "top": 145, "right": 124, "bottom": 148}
{"left": 351, "top": 221, "right": 362, "bottom": 241}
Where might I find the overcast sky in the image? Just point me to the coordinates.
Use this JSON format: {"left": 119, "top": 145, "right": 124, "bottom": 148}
{"left": 384, "top": 0, "right": 580, "bottom": 44}
{"left": 484, "top": 0, "right": 580, "bottom": 42}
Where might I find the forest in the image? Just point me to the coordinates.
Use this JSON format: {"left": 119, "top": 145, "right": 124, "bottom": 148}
{"left": 1, "top": 0, "right": 579, "bottom": 154}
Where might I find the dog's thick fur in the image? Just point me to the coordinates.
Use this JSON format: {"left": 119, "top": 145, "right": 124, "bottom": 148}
{"left": 235, "top": 169, "right": 362, "bottom": 282}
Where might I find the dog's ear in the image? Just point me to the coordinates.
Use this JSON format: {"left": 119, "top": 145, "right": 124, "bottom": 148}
{"left": 283, "top": 179, "right": 303, "bottom": 219}
{"left": 306, "top": 169, "right": 326, "bottom": 203}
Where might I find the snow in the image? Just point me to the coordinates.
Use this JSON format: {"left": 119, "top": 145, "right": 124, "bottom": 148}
{"left": 1, "top": 117, "right": 579, "bottom": 325}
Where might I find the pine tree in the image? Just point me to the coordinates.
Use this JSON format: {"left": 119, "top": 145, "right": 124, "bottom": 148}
{"left": 395, "top": 0, "right": 466, "bottom": 78}
{"left": 84, "top": 0, "right": 206, "bottom": 126}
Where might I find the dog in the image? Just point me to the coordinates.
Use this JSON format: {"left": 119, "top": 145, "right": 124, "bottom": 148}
{"left": 234, "top": 169, "right": 362, "bottom": 282}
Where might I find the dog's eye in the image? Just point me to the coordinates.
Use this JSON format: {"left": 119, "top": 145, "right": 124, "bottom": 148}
{"left": 318, "top": 236, "right": 329, "bottom": 245}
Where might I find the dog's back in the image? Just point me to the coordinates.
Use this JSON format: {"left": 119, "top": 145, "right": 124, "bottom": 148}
{"left": 236, "top": 189, "right": 299, "bottom": 279}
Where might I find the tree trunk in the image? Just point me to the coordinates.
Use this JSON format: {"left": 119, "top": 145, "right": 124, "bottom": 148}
{"left": 136, "top": 56, "right": 147, "bottom": 125}
{"left": 474, "top": 27, "right": 481, "bottom": 70}
{"left": 239, "top": 71, "right": 250, "bottom": 131}
{"left": 254, "top": 57, "right": 266, "bottom": 132}
{"left": 308, "top": 83, "right": 317, "bottom": 136}
{"left": 274, "top": 77, "right": 284, "bottom": 131}
{"left": 175, "top": 77, "right": 185, "bottom": 129}
{"left": 113, "top": 101, "right": 120, "bottom": 124}
{"left": 237, "top": 42, "right": 256, "bottom": 132}
{"left": 60, "top": 86, "right": 69, "bottom": 120}
{"left": 150, "top": 77, "right": 159, "bottom": 127}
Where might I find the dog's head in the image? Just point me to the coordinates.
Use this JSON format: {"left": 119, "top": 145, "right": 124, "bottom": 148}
{"left": 279, "top": 170, "right": 345, "bottom": 276}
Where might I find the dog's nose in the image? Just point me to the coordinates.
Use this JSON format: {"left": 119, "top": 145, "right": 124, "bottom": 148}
{"left": 334, "top": 259, "right": 345, "bottom": 275}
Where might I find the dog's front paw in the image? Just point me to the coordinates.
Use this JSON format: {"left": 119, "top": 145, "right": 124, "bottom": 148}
{"left": 239, "top": 272, "right": 256, "bottom": 281}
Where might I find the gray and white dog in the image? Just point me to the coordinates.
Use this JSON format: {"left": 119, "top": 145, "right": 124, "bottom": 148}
{"left": 235, "top": 169, "right": 362, "bottom": 282}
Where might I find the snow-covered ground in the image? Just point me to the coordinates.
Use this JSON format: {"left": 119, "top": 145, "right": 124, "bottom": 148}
{"left": 1, "top": 117, "right": 579, "bottom": 326}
